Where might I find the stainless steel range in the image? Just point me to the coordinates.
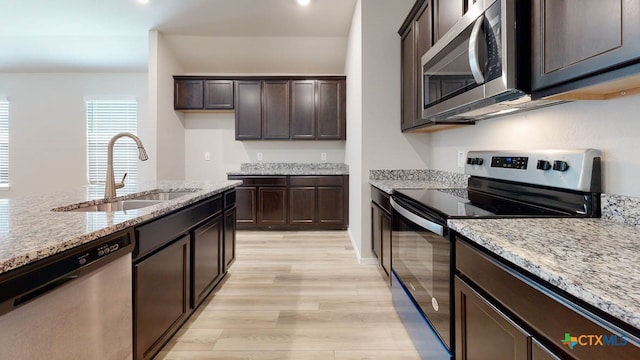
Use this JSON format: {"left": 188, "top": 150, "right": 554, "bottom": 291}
{"left": 390, "top": 149, "right": 602, "bottom": 359}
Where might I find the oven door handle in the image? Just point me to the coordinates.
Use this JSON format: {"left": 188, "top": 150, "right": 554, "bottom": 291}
{"left": 391, "top": 198, "right": 444, "bottom": 236}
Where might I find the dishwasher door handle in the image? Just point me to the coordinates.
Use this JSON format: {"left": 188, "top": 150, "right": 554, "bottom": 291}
{"left": 13, "top": 272, "right": 80, "bottom": 307}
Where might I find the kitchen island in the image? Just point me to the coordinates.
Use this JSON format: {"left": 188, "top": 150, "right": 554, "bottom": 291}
{"left": 0, "top": 180, "right": 241, "bottom": 360}
{"left": 0, "top": 180, "right": 240, "bottom": 274}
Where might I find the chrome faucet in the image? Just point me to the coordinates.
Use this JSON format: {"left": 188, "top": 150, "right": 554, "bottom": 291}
{"left": 105, "top": 132, "right": 148, "bottom": 199}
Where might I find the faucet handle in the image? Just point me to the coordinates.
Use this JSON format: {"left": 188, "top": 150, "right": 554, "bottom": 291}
{"left": 116, "top": 173, "right": 127, "bottom": 190}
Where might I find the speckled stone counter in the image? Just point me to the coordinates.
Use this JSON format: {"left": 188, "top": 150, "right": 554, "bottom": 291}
{"left": 228, "top": 162, "right": 349, "bottom": 176}
{"left": 369, "top": 169, "right": 468, "bottom": 194}
{"left": 449, "top": 218, "right": 640, "bottom": 330}
{"left": 0, "top": 180, "right": 241, "bottom": 275}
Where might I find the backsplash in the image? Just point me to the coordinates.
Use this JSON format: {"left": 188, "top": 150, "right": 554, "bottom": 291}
{"left": 369, "top": 169, "right": 468, "bottom": 187}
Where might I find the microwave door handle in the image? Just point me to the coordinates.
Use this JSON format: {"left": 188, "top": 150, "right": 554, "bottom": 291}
{"left": 468, "top": 16, "right": 485, "bottom": 84}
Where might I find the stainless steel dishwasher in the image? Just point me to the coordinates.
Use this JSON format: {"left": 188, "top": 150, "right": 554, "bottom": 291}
{"left": 0, "top": 229, "right": 134, "bottom": 360}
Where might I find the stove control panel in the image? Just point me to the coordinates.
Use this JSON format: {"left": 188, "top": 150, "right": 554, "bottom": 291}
{"left": 465, "top": 149, "right": 601, "bottom": 192}
{"left": 490, "top": 156, "right": 528, "bottom": 169}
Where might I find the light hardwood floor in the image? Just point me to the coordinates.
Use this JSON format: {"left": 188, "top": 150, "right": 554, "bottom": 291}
{"left": 155, "top": 231, "right": 420, "bottom": 360}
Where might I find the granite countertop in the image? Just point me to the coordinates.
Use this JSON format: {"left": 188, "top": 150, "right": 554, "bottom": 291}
{"left": 368, "top": 169, "right": 468, "bottom": 194}
{"left": 449, "top": 218, "right": 640, "bottom": 330}
{"left": 0, "top": 180, "right": 241, "bottom": 275}
{"left": 228, "top": 162, "right": 349, "bottom": 176}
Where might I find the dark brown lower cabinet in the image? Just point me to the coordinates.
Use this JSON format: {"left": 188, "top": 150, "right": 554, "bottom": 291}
{"left": 134, "top": 235, "right": 190, "bottom": 360}
{"left": 258, "top": 187, "right": 287, "bottom": 225}
{"left": 223, "top": 206, "right": 236, "bottom": 272}
{"left": 235, "top": 187, "right": 257, "bottom": 224}
{"left": 455, "top": 237, "right": 640, "bottom": 360}
{"left": 191, "top": 215, "right": 223, "bottom": 309}
{"left": 133, "top": 190, "right": 237, "bottom": 360}
{"left": 455, "top": 276, "right": 531, "bottom": 360}
{"left": 229, "top": 175, "right": 348, "bottom": 230}
{"left": 371, "top": 186, "right": 392, "bottom": 284}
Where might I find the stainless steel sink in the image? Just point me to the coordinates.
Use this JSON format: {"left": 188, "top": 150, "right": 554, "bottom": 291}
{"left": 52, "top": 189, "right": 201, "bottom": 212}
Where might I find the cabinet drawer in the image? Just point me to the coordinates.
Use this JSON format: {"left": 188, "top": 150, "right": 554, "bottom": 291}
{"left": 289, "top": 176, "right": 343, "bottom": 187}
{"left": 229, "top": 176, "right": 287, "bottom": 187}
{"left": 135, "top": 195, "right": 223, "bottom": 260}
{"left": 456, "top": 239, "right": 640, "bottom": 360}
{"left": 370, "top": 186, "right": 391, "bottom": 214}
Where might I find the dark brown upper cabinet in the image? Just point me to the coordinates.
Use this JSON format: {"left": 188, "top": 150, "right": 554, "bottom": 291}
{"left": 263, "top": 80, "right": 291, "bottom": 140}
{"left": 316, "top": 80, "right": 346, "bottom": 140}
{"left": 532, "top": 0, "right": 640, "bottom": 98}
{"left": 174, "top": 78, "right": 234, "bottom": 110}
{"left": 291, "top": 80, "right": 316, "bottom": 139}
{"left": 433, "top": 0, "right": 462, "bottom": 41}
{"left": 174, "top": 79, "right": 204, "bottom": 110}
{"left": 235, "top": 81, "right": 262, "bottom": 140}
{"left": 204, "top": 80, "right": 234, "bottom": 109}
{"left": 292, "top": 79, "right": 346, "bottom": 140}
{"left": 399, "top": 0, "right": 432, "bottom": 131}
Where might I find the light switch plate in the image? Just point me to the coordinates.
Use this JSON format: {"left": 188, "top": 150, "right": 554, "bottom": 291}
{"left": 204, "top": 152, "right": 210, "bottom": 161}
{"left": 257, "top": 152, "right": 263, "bottom": 161}
{"left": 321, "top": 152, "right": 327, "bottom": 161}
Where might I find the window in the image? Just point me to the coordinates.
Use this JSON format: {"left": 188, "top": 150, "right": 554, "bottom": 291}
{"left": 86, "top": 99, "right": 138, "bottom": 188}
{"left": 0, "top": 99, "right": 8, "bottom": 187}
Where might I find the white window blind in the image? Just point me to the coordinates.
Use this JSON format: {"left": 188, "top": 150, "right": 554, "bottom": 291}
{"left": 86, "top": 100, "right": 138, "bottom": 187}
{"left": 0, "top": 99, "right": 9, "bottom": 185}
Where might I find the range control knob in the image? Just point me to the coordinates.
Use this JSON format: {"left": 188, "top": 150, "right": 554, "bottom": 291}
{"left": 553, "top": 160, "right": 569, "bottom": 172}
{"left": 467, "top": 157, "right": 484, "bottom": 165}
{"left": 536, "top": 160, "right": 551, "bottom": 171}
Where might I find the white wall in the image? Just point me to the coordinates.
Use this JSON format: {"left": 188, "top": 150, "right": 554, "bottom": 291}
{"left": 345, "top": 0, "right": 429, "bottom": 262}
{"left": 0, "top": 72, "right": 148, "bottom": 198}
{"left": 426, "top": 94, "right": 640, "bottom": 197}
{"left": 149, "top": 31, "right": 186, "bottom": 180}
{"left": 177, "top": 34, "right": 351, "bottom": 181}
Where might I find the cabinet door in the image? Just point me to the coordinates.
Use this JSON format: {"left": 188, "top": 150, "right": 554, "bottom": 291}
{"left": 263, "top": 80, "right": 290, "bottom": 139}
{"left": 317, "top": 186, "right": 345, "bottom": 225}
{"left": 455, "top": 276, "right": 530, "bottom": 360}
{"left": 316, "top": 80, "right": 346, "bottom": 140}
{"left": 223, "top": 207, "right": 236, "bottom": 272}
{"left": 380, "top": 209, "right": 391, "bottom": 283}
{"left": 235, "top": 81, "right": 262, "bottom": 140}
{"left": 532, "top": 339, "right": 562, "bottom": 360}
{"left": 235, "top": 187, "right": 257, "bottom": 224}
{"left": 401, "top": 25, "right": 416, "bottom": 130}
{"left": 204, "top": 80, "right": 234, "bottom": 109}
{"left": 532, "top": 0, "right": 640, "bottom": 91}
{"left": 415, "top": 1, "right": 432, "bottom": 121}
{"left": 174, "top": 79, "right": 203, "bottom": 110}
{"left": 258, "top": 187, "right": 287, "bottom": 225}
{"left": 191, "top": 216, "right": 223, "bottom": 309}
{"left": 371, "top": 202, "right": 381, "bottom": 259}
{"left": 134, "top": 235, "right": 190, "bottom": 360}
{"left": 289, "top": 187, "right": 316, "bottom": 225}
{"left": 434, "top": 0, "right": 463, "bottom": 41}
{"left": 291, "top": 80, "right": 316, "bottom": 139}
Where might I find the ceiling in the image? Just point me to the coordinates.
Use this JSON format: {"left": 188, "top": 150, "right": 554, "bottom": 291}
{"left": 0, "top": 0, "right": 357, "bottom": 72}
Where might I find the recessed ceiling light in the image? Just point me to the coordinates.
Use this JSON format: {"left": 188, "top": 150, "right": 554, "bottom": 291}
{"left": 297, "top": 0, "right": 311, "bottom": 6}
{"left": 137, "top": 0, "right": 149, "bottom": 4}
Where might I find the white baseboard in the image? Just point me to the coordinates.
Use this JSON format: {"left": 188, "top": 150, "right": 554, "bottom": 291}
{"left": 347, "top": 228, "right": 379, "bottom": 265}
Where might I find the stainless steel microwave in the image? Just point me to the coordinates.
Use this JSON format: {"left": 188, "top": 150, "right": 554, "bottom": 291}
{"left": 421, "top": 0, "right": 560, "bottom": 124}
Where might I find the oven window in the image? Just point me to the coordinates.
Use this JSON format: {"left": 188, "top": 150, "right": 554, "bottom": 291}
{"left": 392, "top": 214, "right": 452, "bottom": 349}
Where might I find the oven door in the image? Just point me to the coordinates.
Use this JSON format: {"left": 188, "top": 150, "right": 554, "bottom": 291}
{"left": 391, "top": 198, "right": 453, "bottom": 354}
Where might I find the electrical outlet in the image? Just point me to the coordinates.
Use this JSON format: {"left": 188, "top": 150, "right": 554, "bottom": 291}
{"left": 321, "top": 152, "right": 327, "bottom": 161}
{"left": 457, "top": 150, "right": 466, "bottom": 168}
{"left": 257, "top": 152, "right": 263, "bottom": 161}
{"left": 204, "top": 152, "right": 210, "bottom": 161}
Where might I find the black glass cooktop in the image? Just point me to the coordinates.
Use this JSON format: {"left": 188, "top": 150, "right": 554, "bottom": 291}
{"left": 394, "top": 187, "right": 573, "bottom": 220}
